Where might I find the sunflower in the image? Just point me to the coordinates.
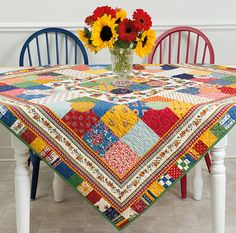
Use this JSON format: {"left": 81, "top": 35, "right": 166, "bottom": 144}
{"left": 78, "top": 30, "right": 98, "bottom": 52}
{"left": 135, "top": 29, "right": 156, "bottom": 58}
{"left": 133, "top": 9, "right": 152, "bottom": 31}
{"left": 91, "top": 14, "right": 118, "bottom": 49}
{"left": 115, "top": 8, "right": 127, "bottom": 24}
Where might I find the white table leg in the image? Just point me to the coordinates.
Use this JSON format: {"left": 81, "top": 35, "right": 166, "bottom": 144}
{"left": 53, "top": 173, "right": 64, "bottom": 203}
{"left": 193, "top": 160, "right": 203, "bottom": 200}
{"left": 11, "top": 135, "right": 30, "bottom": 233}
{"left": 210, "top": 136, "right": 227, "bottom": 233}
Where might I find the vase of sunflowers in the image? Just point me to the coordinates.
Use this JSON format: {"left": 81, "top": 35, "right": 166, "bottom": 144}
{"left": 78, "top": 6, "right": 156, "bottom": 86}
{"left": 110, "top": 46, "right": 133, "bottom": 84}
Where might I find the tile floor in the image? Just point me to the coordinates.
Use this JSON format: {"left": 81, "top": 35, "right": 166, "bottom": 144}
{"left": 0, "top": 160, "right": 236, "bottom": 233}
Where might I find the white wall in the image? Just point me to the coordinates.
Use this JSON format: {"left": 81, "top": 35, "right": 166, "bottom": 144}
{"left": 0, "top": 0, "right": 236, "bottom": 158}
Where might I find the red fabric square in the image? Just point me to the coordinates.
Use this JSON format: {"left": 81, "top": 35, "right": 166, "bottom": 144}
{"left": 193, "top": 140, "right": 208, "bottom": 155}
{"left": 86, "top": 190, "right": 102, "bottom": 204}
{"left": 71, "top": 65, "right": 90, "bottom": 71}
{"left": 21, "top": 129, "right": 37, "bottom": 144}
{"left": 191, "top": 78, "right": 217, "bottom": 83}
{"left": 2, "top": 88, "right": 25, "bottom": 96}
{"left": 131, "top": 199, "right": 147, "bottom": 214}
{"left": 62, "top": 109, "right": 99, "bottom": 137}
{"left": 219, "top": 86, "right": 236, "bottom": 95}
{"left": 141, "top": 108, "right": 179, "bottom": 137}
{"left": 104, "top": 141, "right": 139, "bottom": 177}
{"left": 168, "top": 165, "right": 183, "bottom": 179}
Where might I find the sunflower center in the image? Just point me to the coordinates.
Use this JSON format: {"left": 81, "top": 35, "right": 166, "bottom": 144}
{"left": 142, "top": 36, "right": 148, "bottom": 47}
{"left": 100, "top": 26, "right": 113, "bottom": 41}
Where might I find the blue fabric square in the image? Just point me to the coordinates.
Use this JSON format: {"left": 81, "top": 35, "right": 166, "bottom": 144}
{"left": 92, "top": 101, "right": 115, "bottom": 118}
{"left": 130, "top": 84, "right": 151, "bottom": 91}
{"left": 121, "top": 120, "right": 159, "bottom": 157}
{"left": 0, "top": 110, "right": 17, "bottom": 127}
{"left": 0, "top": 85, "right": 19, "bottom": 92}
{"left": 54, "top": 161, "right": 74, "bottom": 179}
{"left": 161, "top": 64, "right": 178, "bottom": 70}
{"left": 173, "top": 73, "right": 194, "bottom": 79}
{"left": 17, "top": 94, "right": 45, "bottom": 100}
{"left": 26, "top": 85, "right": 52, "bottom": 90}
{"left": 104, "top": 207, "right": 119, "bottom": 221}
{"left": 209, "top": 72, "right": 229, "bottom": 79}
{"left": 177, "top": 87, "right": 200, "bottom": 95}
{"left": 90, "top": 64, "right": 109, "bottom": 70}
{"left": 227, "top": 106, "right": 236, "bottom": 121}
{"left": 83, "top": 121, "right": 118, "bottom": 156}
{"left": 209, "top": 79, "right": 234, "bottom": 86}
{"left": 127, "top": 101, "right": 150, "bottom": 118}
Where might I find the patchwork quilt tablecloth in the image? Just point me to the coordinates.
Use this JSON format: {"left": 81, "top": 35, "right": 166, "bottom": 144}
{"left": 0, "top": 64, "right": 236, "bottom": 230}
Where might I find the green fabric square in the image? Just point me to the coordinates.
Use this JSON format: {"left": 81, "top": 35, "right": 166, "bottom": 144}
{"left": 23, "top": 75, "right": 38, "bottom": 81}
{"left": 67, "top": 173, "right": 83, "bottom": 187}
{"left": 210, "top": 123, "right": 227, "bottom": 138}
{"left": 68, "top": 96, "right": 98, "bottom": 103}
{"left": 224, "top": 76, "right": 236, "bottom": 82}
{"left": 13, "top": 81, "right": 39, "bottom": 88}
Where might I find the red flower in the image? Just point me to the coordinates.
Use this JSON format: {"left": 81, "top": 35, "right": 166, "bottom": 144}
{"left": 92, "top": 6, "right": 116, "bottom": 21}
{"left": 132, "top": 9, "right": 152, "bottom": 31}
{"left": 119, "top": 19, "right": 138, "bottom": 42}
{"left": 85, "top": 16, "right": 94, "bottom": 26}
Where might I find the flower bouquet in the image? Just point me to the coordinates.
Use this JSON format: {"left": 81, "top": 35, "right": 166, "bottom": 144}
{"left": 78, "top": 6, "right": 156, "bottom": 86}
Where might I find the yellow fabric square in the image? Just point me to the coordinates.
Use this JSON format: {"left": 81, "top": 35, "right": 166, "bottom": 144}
{"left": 30, "top": 137, "right": 47, "bottom": 154}
{"left": 86, "top": 69, "right": 108, "bottom": 74}
{"left": 34, "top": 79, "right": 54, "bottom": 84}
{"left": 168, "top": 101, "right": 193, "bottom": 118}
{"left": 197, "top": 129, "right": 218, "bottom": 147}
{"left": 101, "top": 105, "right": 139, "bottom": 138}
{"left": 77, "top": 181, "right": 93, "bottom": 196}
{"left": 188, "top": 69, "right": 212, "bottom": 75}
{"left": 147, "top": 181, "right": 165, "bottom": 198}
{"left": 227, "top": 84, "right": 236, "bottom": 88}
{"left": 71, "top": 102, "right": 95, "bottom": 112}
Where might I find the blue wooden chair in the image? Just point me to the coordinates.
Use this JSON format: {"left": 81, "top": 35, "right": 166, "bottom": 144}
{"left": 19, "top": 27, "right": 88, "bottom": 66}
{"left": 19, "top": 27, "right": 89, "bottom": 200}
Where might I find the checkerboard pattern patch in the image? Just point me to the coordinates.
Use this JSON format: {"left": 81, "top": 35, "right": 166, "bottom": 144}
{"left": 158, "top": 173, "right": 175, "bottom": 188}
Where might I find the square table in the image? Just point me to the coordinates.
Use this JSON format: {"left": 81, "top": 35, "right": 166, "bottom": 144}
{"left": 0, "top": 64, "right": 235, "bottom": 233}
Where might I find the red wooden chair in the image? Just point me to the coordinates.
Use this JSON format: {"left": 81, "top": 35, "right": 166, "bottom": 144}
{"left": 148, "top": 26, "right": 215, "bottom": 199}
{"left": 148, "top": 26, "right": 215, "bottom": 64}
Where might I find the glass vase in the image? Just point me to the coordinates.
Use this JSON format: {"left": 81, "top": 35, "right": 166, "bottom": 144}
{"left": 110, "top": 47, "right": 133, "bottom": 87}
